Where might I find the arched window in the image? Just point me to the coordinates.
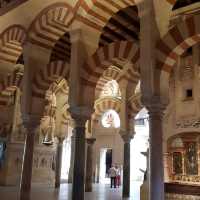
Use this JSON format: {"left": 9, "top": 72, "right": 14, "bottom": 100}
{"left": 101, "top": 109, "right": 120, "bottom": 128}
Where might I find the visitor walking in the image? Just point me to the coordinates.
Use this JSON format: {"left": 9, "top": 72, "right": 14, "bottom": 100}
{"left": 109, "top": 165, "right": 117, "bottom": 188}
{"left": 115, "top": 165, "right": 121, "bottom": 187}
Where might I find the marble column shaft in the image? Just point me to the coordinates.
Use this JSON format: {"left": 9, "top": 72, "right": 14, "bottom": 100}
{"left": 20, "top": 121, "right": 38, "bottom": 200}
{"left": 122, "top": 135, "right": 132, "bottom": 198}
{"left": 148, "top": 104, "right": 165, "bottom": 200}
{"left": 85, "top": 138, "right": 96, "bottom": 192}
{"left": 68, "top": 135, "right": 75, "bottom": 183}
{"left": 55, "top": 138, "right": 64, "bottom": 188}
{"left": 72, "top": 124, "right": 86, "bottom": 200}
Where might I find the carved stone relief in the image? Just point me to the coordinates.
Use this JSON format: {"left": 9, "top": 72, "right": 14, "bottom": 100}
{"left": 175, "top": 118, "right": 200, "bottom": 129}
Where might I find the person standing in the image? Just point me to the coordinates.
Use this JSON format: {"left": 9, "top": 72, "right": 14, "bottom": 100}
{"left": 115, "top": 165, "right": 121, "bottom": 187}
{"left": 109, "top": 165, "right": 117, "bottom": 188}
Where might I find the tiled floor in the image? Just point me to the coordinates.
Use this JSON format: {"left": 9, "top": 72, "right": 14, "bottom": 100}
{"left": 0, "top": 181, "right": 142, "bottom": 200}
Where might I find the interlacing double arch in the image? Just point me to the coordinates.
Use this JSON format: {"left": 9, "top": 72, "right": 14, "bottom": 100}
{"left": 0, "top": 68, "right": 23, "bottom": 105}
{"left": 81, "top": 41, "right": 140, "bottom": 88}
{"left": 128, "top": 93, "right": 143, "bottom": 119}
{"left": 92, "top": 97, "right": 121, "bottom": 121}
{"left": 32, "top": 60, "right": 70, "bottom": 99}
{"left": 156, "top": 13, "right": 200, "bottom": 96}
{"left": 76, "top": 0, "right": 138, "bottom": 32}
{"left": 0, "top": 25, "right": 26, "bottom": 64}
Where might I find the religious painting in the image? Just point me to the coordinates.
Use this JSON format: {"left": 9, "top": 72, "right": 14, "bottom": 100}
{"left": 173, "top": 152, "right": 183, "bottom": 174}
{"left": 185, "top": 142, "right": 198, "bottom": 175}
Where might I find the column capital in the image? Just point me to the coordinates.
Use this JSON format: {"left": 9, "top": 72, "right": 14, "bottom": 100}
{"left": 121, "top": 134, "right": 134, "bottom": 143}
{"left": 55, "top": 136, "right": 65, "bottom": 144}
{"left": 86, "top": 138, "right": 96, "bottom": 145}
{"left": 22, "top": 114, "right": 41, "bottom": 130}
{"left": 144, "top": 95, "right": 166, "bottom": 116}
{"left": 68, "top": 106, "right": 94, "bottom": 127}
{"left": 69, "top": 28, "right": 82, "bottom": 43}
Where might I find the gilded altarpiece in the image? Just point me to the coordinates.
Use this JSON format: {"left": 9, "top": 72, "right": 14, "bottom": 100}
{"left": 168, "top": 133, "right": 200, "bottom": 184}
{"left": 173, "top": 152, "right": 183, "bottom": 174}
{"left": 185, "top": 142, "right": 198, "bottom": 175}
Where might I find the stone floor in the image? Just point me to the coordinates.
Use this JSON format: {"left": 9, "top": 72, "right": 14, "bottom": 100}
{"left": 0, "top": 181, "right": 142, "bottom": 200}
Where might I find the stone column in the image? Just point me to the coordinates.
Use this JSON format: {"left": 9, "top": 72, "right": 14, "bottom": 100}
{"left": 85, "top": 138, "right": 96, "bottom": 192}
{"left": 121, "top": 134, "right": 133, "bottom": 198}
{"left": 55, "top": 137, "right": 64, "bottom": 188}
{"left": 69, "top": 107, "right": 93, "bottom": 200}
{"left": 147, "top": 99, "right": 165, "bottom": 200}
{"left": 20, "top": 115, "right": 40, "bottom": 200}
{"left": 68, "top": 134, "right": 75, "bottom": 183}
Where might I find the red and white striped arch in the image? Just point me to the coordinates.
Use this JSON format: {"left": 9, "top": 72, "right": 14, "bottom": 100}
{"left": 92, "top": 97, "right": 121, "bottom": 121}
{"left": 29, "top": 3, "right": 74, "bottom": 50}
{"left": 61, "top": 109, "right": 71, "bottom": 126}
{"left": 32, "top": 60, "right": 70, "bottom": 98}
{"left": 0, "top": 25, "right": 27, "bottom": 63}
{"left": 0, "top": 69, "right": 23, "bottom": 105}
{"left": 95, "top": 66, "right": 121, "bottom": 98}
{"left": 77, "top": 0, "right": 137, "bottom": 32}
{"left": 156, "top": 14, "right": 200, "bottom": 95}
{"left": 166, "top": 0, "right": 176, "bottom": 6}
{"left": 157, "top": 15, "right": 200, "bottom": 73}
{"left": 128, "top": 93, "right": 143, "bottom": 118}
{"left": 0, "top": 70, "right": 23, "bottom": 92}
{"left": 81, "top": 41, "right": 140, "bottom": 87}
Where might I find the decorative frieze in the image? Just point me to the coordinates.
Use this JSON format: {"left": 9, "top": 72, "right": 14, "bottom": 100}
{"left": 172, "top": 174, "right": 200, "bottom": 183}
{"left": 176, "top": 118, "right": 200, "bottom": 129}
{"left": 166, "top": 193, "right": 200, "bottom": 200}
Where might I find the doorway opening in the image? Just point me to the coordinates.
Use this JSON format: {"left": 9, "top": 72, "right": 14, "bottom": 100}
{"left": 61, "top": 137, "right": 71, "bottom": 181}
{"left": 130, "top": 108, "right": 149, "bottom": 199}
{"left": 99, "top": 148, "right": 113, "bottom": 184}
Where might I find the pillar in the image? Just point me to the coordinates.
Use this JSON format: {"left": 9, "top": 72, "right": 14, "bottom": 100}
{"left": 121, "top": 134, "right": 133, "bottom": 198}
{"left": 19, "top": 115, "right": 40, "bottom": 200}
{"left": 55, "top": 137, "right": 64, "bottom": 188}
{"left": 68, "top": 107, "right": 93, "bottom": 200}
{"left": 68, "top": 134, "right": 75, "bottom": 183}
{"left": 85, "top": 138, "right": 96, "bottom": 192}
{"left": 71, "top": 117, "right": 86, "bottom": 200}
{"left": 147, "top": 99, "right": 165, "bottom": 200}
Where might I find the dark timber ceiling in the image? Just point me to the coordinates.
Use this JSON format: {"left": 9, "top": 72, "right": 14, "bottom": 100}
{"left": 99, "top": 5, "right": 140, "bottom": 47}
{"left": 173, "top": 0, "right": 200, "bottom": 10}
{"left": 50, "top": 32, "right": 71, "bottom": 63}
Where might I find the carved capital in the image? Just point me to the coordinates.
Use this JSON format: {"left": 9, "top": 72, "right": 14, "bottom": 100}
{"left": 55, "top": 136, "right": 65, "bottom": 145}
{"left": 69, "top": 28, "right": 82, "bottom": 43}
{"left": 121, "top": 133, "right": 134, "bottom": 143}
{"left": 68, "top": 106, "right": 94, "bottom": 127}
{"left": 145, "top": 95, "right": 166, "bottom": 118}
{"left": 22, "top": 114, "right": 41, "bottom": 132}
{"left": 86, "top": 138, "right": 96, "bottom": 145}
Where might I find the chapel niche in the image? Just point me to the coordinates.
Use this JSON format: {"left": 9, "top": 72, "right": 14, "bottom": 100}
{"left": 168, "top": 133, "right": 200, "bottom": 184}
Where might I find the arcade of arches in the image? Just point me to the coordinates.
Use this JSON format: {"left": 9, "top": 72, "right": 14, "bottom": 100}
{"left": 2, "top": 1, "right": 200, "bottom": 200}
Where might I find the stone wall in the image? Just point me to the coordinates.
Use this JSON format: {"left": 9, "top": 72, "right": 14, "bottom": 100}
{"left": 0, "top": 142, "right": 56, "bottom": 186}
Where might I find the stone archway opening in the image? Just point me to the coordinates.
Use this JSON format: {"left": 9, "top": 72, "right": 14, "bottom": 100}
{"left": 130, "top": 107, "right": 149, "bottom": 199}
